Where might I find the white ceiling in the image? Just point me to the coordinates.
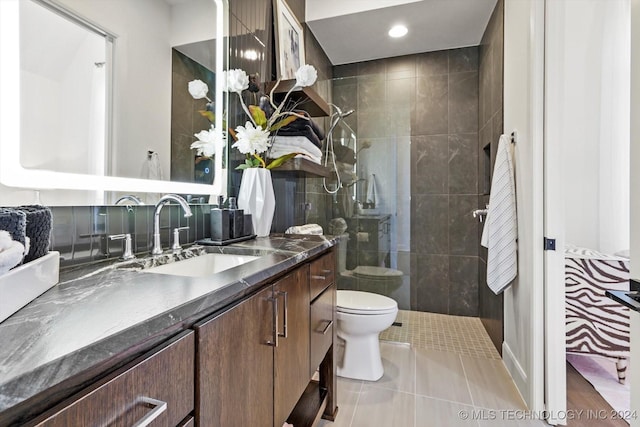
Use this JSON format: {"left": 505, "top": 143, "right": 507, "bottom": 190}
{"left": 305, "top": 0, "right": 498, "bottom": 65}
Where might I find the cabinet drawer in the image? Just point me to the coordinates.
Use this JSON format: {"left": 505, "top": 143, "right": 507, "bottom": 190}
{"left": 32, "top": 331, "right": 195, "bottom": 427}
{"left": 310, "top": 284, "right": 335, "bottom": 376}
{"left": 310, "top": 251, "right": 335, "bottom": 301}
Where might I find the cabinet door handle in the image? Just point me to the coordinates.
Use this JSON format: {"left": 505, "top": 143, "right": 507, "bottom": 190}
{"left": 321, "top": 268, "right": 332, "bottom": 274}
{"left": 311, "top": 275, "right": 327, "bottom": 281}
{"left": 321, "top": 320, "right": 334, "bottom": 335}
{"left": 276, "top": 291, "right": 288, "bottom": 338}
{"left": 267, "top": 296, "right": 278, "bottom": 347}
{"left": 132, "top": 397, "right": 167, "bottom": 427}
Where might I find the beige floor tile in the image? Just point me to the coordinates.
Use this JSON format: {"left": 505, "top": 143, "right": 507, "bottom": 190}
{"left": 461, "top": 356, "right": 527, "bottom": 411}
{"left": 317, "top": 378, "right": 363, "bottom": 427}
{"left": 415, "top": 348, "right": 473, "bottom": 405}
{"left": 369, "top": 341, "right": 416, "bottom": 393}
{"left": 415, "top": 396, "right": 479, "bottom": 427}
{"left": 350, "top": 385, "right": 415, "bottom": 427}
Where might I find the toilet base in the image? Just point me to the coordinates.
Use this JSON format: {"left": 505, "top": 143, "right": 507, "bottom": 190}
{"left": 337, "top": 332, "right": 384, "bottom": 381}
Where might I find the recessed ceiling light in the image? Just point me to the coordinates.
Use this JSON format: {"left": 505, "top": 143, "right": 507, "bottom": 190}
{"left": 388, "top": 24, "right": 408, "bottom": 38}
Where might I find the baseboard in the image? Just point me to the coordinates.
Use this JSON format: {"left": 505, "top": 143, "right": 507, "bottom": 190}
{"left": 502, "top": 341, "right": 530, "bottom": 405}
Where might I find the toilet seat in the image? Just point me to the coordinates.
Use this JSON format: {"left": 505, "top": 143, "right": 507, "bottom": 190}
{"left": 337, "top": 290, "right": 398, "bottom": 315}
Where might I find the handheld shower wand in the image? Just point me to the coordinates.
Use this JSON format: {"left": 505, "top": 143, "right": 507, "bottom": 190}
{"left": 323, "top": 104, "right": 355, "bottom": 194}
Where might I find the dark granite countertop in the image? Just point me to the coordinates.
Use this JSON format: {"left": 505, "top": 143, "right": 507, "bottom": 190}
{"left": 0, "top": 234, "right": 337, "bottom": 424}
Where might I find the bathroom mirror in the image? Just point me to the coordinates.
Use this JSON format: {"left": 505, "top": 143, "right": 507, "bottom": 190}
{"left": 0, "top": 0, "right": 228, "bottom": 205}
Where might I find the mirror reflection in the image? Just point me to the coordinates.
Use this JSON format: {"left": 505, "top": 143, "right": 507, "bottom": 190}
{"left": 3, "top": 0, "right": 226, "bottom": 205}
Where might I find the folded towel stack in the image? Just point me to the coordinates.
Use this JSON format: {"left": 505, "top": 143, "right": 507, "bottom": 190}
{"left": 0, "top": 230, "right": 25, "bottom": 274}
{"left": 269, "top": 135, "right": 323, "bottom": 164}
{"left": 272, "top": 111, "right": 325, "bottom": 148}
{"left": 0, "top": 205, "right": 52, "bottom": 266}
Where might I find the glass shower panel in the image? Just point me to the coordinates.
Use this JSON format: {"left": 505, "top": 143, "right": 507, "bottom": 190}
{"left": 329, "top": 75, "right": 410, "bottom": 310}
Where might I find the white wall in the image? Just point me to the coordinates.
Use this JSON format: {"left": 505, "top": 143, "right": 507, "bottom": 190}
{"left": 628, "top": 1, "right": 640, "bottom": 424}
{"left": 170, "top": 0, "right": 217, "bottom": 47}
{"left": 502, "top": 0, "right": 545, "bottom": 410}
{"left": 547, "top": 0, "right": 630, "bottom": 256}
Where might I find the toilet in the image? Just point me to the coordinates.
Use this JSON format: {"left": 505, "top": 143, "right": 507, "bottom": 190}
{"left": 336, "top": 290, "right": 398, "bottom": 381}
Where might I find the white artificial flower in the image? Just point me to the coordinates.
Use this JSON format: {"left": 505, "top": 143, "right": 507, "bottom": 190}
{"left": 226, "top": 69, "right": 250, "bottom": 94}
{"left": 294, "top": 64, "right": 318, "bottom": 88}
{"left": 191, "top": 125, "right": 219, "bottom": 157}
{"left": 188, "top": 79, "right": 209, "bottom": 99}
{"left": 232, "top": 121, "right": 271, "bottom": 155}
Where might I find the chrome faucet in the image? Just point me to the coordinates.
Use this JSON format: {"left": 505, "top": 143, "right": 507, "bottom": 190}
{"left": 115, "top": 195, "right": 144, "bottom": 205}
{"left": 152, "top": 194, "right": 192, "bottom": 255}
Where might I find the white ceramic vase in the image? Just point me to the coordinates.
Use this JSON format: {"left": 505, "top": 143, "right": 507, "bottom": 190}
{"left": 237, "top": 167, "right": 275, "bottom": 237}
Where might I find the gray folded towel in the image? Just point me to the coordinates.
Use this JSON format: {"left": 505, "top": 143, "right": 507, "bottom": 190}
{"left": 17, "top": 205, "right": 52, "bottom": 263}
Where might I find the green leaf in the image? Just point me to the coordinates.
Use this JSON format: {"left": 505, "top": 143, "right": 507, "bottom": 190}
{"left": 198, "top": 110, "right": 215, "bottom": 122}
{"left": 268, "top": 115, "right": 298, "bottom": 132}
{"left": 236, "top": 159, "right": 252, "bottom": 170}
{"left": 248, "top": 105, "right": 267, "bottom": 128}
{"left": 266, "top": 152, "right": 300, "bottom": 169}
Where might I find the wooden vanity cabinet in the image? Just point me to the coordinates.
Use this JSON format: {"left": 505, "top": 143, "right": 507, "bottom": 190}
{"left": 29, "top": 331, "right": 195, "bottom": 427}
{"left": 195, "top": 251, "right": 337, "bottom": 427}
{"left": 195, "top": 286, "right": 274, "bottom": 427}
{"left": 310, "top": 283, "right": 335, "bottom": 378}
{"left": 9, "top": 247, "right": 337, "bottom": 427}
{"left": 273, "top": 266, "right": 311, "bottom": 427}
{"left": 194, "top": 267, "right": 310, "bottom": 427}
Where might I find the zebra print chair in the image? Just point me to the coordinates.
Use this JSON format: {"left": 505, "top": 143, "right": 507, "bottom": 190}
{"left": 565, "top": 244, "right": 630, "bottom": 384}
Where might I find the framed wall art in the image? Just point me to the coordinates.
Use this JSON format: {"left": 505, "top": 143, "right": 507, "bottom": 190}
{"left": 274, "top": 0, "right": 305, "bottom": 80}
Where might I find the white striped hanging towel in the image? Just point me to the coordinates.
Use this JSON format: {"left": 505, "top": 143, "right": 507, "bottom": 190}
{"left": 481, "top": 134, "right": 518, "bottom": 294}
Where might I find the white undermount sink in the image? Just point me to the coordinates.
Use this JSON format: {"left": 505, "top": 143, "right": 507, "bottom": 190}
{"left": 0, "top": 251, "right": 60, "bottom": 323}
{"left": 145, "top": 253, "right": 261, "bottom": 278}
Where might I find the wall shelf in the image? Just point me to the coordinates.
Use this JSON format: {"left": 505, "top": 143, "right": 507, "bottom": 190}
{"left": 265, "top": 80, "right": 330, "bottom": 117}
{"left": 271, "top": 158, "right": 332, "bottom": 178}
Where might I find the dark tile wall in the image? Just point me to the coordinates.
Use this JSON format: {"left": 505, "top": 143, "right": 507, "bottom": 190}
{"left": 478, "top": 0, "right": 504, "bottom": 353}
{"left": 49, "top": 204, "right": 213, "bottom": 267}
{"left": 228, "top": 0, "right": 333, "bottom": 233}
{"left": 411, "top": 48, "right": 479, "bottom": 316}
{"left": 333, "top": 47, "right": 480, "bottom": 316}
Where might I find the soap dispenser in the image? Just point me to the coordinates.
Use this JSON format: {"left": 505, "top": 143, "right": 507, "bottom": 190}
{"left": 228, "top": 197, "right": 244, "bottom": 238}
{"left": 210, "top": 196, "right": 230, "bottom": 241}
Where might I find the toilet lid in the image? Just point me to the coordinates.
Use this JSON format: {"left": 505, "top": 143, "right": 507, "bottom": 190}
{"left": 351, "top": 266, "right": 403, "bottom": 279}
{"left": 337, "top": 290, "right": 398, "bottom": 315}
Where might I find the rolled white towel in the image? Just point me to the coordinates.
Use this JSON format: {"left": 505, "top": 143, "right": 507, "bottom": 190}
{"left": 0, "top": 230, "right": 25, "bottom": 274}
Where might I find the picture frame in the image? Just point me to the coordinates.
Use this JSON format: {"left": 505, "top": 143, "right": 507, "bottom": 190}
{"left": 273, "top": 0, "right": 305, "bottom": 80}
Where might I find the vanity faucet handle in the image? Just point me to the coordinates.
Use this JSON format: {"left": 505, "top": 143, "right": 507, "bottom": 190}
{"left": 171, "top": 227, "right": 190, "bottom": 251}
{"left": 108, "top": 233, "right": 135, "bottom": 260}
